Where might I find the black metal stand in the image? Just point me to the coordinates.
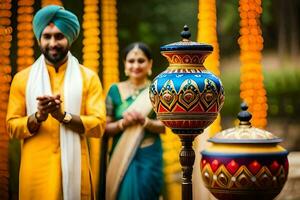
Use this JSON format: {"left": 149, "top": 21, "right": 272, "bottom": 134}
{"left": 173, "top": 130, "right": 202, "bottom": 200}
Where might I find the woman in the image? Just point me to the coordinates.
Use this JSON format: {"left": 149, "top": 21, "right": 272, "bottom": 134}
{"left": 105, "top": 42, "right": 165, "bottom": 200}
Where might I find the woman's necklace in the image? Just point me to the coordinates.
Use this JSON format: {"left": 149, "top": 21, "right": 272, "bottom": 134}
{"left": 126, "top": 80, "right": 150, "bottom": 100}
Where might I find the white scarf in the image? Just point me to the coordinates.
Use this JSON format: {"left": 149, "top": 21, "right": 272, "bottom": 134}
{"left": 26, "top": 52, "right": 82, "bottom": 200}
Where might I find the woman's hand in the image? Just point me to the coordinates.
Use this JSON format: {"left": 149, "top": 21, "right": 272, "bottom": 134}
{"left": 122, "top": 110, "right": 145, "bottom": 128}
{"left": 121, "top": 112, "right": 165, "bottom": 134}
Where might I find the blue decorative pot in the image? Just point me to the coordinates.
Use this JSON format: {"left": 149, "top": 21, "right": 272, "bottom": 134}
{"left": 149, "top": 26, "right": 225, "bottom": 134}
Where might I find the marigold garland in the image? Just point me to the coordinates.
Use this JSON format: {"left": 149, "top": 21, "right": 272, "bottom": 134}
{"left": 17, "top": 0, "right": 34, "bottom": 72}
{"left": 161, "top": 128, "right": 181, "bottom": 200}
{"left": 99, "top": 2, "right": 119, "bottom": 197}
{"left": 83, "top": 0, "right": 100, "bottom": 73}
{"left": 238, "top": 0, "right": 267, "bottom": 128}
{"left": 101, "top": 0, "right": 119, "bottom": 93}
{"left": 197, "top": 0, "right": 222, "bottom": 136}
{"left": 0, "top": 0, "right": 12, "bottom": 199}
{"left": 83, "top": 0, "right": 101, "bottom": 197}
{"left": 41, "top": 0, "right": 62, "bottom": 7}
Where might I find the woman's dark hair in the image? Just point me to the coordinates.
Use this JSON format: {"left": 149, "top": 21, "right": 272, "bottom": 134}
{"left": 122, "top": 42, "right": 152, "bottom": 61}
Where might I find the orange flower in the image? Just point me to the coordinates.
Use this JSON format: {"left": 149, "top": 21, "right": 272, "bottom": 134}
{"left": 101, "top": 0, "right": 119, "bottom": 92}
{"left": 16, "top": 1, "right": 34, "bottom": 71}
{"left": 198, "top": 0, "right": 221, "bottom": 135}
{"left": 0, "top": 2, "right": 12, "bottom": 197}
{"left": 238, "top": 0, "right": 267, "bottom": 128}
{"left": 82, "top": 0, "right": 101, "bottom": 74}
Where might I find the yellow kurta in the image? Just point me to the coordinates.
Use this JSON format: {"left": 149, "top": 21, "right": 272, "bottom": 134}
{"left": 6, "top": 62, "right": 106, "bottom": 200}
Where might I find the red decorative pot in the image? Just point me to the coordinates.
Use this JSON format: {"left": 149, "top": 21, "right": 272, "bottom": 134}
{"left": 200, "top": 103, "right": 289, "bottom": 200}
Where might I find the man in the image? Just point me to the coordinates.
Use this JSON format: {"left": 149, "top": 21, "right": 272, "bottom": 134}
{"left": 6, "top": 5, "right": 106, "bottom": 200}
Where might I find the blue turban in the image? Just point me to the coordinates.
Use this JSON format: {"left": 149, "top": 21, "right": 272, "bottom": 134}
{"left": 33, "top": 5, "right": 80, "bottom": 44}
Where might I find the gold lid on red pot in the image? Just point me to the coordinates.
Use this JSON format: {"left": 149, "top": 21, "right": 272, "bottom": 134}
{"left": 209, "top": 102, "right": 281, "bottom": 144}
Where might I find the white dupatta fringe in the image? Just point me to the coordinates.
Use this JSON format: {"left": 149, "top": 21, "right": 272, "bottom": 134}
{"left": 26, "top": 52, "right": 82, "bottom": 200}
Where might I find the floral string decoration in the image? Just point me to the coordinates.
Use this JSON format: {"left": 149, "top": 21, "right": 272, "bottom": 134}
{"left": 101, "top": 0, "right": 119, "bottom": 92}
{"left": 41, "top": 0, "right": 62, "bottom": 7}
{"left": 83, "top": 0, "right": 102, "bottom": 195}
{"left": 83, "top": 0, "right": 100, "bottom": 73}
{"left": 17, "top": 0, "right": 34, "bottom": 72}
{"left": 198, "top": 0, "right": 221, "bottom": 136}
{"left": 0, "top": 0, "right": 12, "bottom": 198}
{"left": 238, "top": 0, "right": 267, "bottom": 128}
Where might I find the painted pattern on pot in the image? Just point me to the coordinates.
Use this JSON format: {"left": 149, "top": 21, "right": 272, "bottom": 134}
{"left": 200, "top": 103, "right": 289, "bottom": 200}
{"left": 149, "top": 26, "right": 224, "bottom": 133}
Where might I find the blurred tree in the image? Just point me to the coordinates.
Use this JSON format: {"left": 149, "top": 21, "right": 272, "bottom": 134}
{"left": 117, "top": 0, "right": 198, "bottom": 79}
{"left": 278, "top": 0, "right": 299, "bottom": 63}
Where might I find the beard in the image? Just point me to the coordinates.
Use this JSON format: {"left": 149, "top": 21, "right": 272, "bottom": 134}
{"left": 41, "top": 45, "right": 69, "bottom": 65}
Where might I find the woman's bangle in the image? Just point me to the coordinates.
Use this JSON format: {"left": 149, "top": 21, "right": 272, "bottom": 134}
{"left": 143, "top": 117, "right": 150, "bottom": 128}
{"left": 117, "top": 119, "right": 124, "bottom": 131}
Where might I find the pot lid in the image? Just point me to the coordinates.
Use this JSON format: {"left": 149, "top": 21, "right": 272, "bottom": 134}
{"left": 160, "top": 25, "right": 213, "bottom": 52}
{"left": 208, "top": 103, "right": 282, "bottom": 144}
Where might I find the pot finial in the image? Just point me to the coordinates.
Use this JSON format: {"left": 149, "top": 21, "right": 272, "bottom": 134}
{"left": 181, "top": 25, "right": 191, "bottom": 41}
{"left": 237, "top": 102, "right": 252, "bottom": 126}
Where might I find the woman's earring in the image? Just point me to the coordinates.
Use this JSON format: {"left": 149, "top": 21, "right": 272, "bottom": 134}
{"left": 125, "top": 69, "right": 129, "bottom": 76}
{"left": 148, "top": 69, "right": 152, "bottom": 76}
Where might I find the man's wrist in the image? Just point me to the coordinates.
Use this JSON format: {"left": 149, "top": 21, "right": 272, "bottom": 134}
{"left": 61, "top": 112, "right": 72, "bottom": 124}
{"left": 28, "top": 113, "right": 42, "bottom": 134}
{"left": 35, "top": 112, "right": 45, "bottom": 123}
{"left": 59, "top": 111, "right": 67, "bottom": 123}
